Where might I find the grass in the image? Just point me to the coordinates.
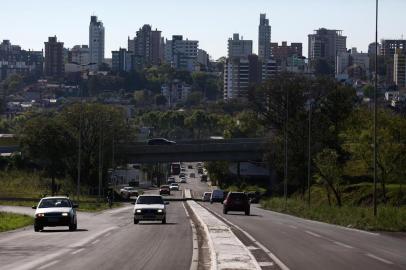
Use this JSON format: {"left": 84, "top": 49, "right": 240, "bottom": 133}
{"left": 0, "top": 212, "right": 34, "bottom": 232}
{"left": 261, "top": 196, "right": 406, "bottom": 232}
{"left": 0, "top": 170, "right": 123, "bottom": 212}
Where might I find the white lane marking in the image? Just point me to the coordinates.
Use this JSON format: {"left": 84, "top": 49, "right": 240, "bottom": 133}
{"left": 247, "top": 246, "right": 260, "bottom": 250}
{"left": 71, "top": 248, "right": 85, "bottom": 255}
{"left": 258, "top": 262, "right": 274, "bottom": 267}
{"left": 182, "top": 202, "right": 199, "bottom": 270}
{"left": 305, "top": 230, "right": 322, "bottom": 238}
{"left": 104, "top": 232, "right": 111, "bottom": 238}
{"left": 254, "top": 206, "right": 380, "bottom": 236}
{"left": 333, "top": 241, "right": 354, "bottom": 249}
{"left": 365, "top": 253, "right": 394, "bottom": 265}
{"left": 38, "top": 260, "right": 60, "bottom": 270}
{"left": 288, "top": 225, "right": 298, "bottom": 229}
{"left": 206, "top": 205, "right": 290, "bottom": 270}
{"left": 91, "top": 239, "right": 100, "bottom": 245}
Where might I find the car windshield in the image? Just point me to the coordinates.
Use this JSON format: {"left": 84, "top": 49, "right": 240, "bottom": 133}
{"left": 137, "top": 196, "right": 164, "bottom": 205}
{"left": 39, "top": 199, "right": 71, "bottom": 208}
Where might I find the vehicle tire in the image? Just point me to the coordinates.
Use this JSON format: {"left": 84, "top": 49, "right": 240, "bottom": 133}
{"left": 34, "top": 225, "right": 42, "bottom": 232}
{"left": 245, "top": 209, "right": 250, "bottom": 216}
{"left": 210, "top": 200, "right": 213, "bottom": 204}
{"left": 134, "top": 218, "right": 139, "bottom": 224}
{"left": 69, "top": 222, "right": 77, "bottom": 231}
{"left": 223, "top": 208, "right": 228, "bottom": 214}
{"left": 162, "top": 217, "right": 166, "bottom": 224}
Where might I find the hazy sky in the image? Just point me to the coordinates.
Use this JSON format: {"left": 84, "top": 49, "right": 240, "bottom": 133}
{"left": 1, "top": 0, "right": 405, "bottom": 59}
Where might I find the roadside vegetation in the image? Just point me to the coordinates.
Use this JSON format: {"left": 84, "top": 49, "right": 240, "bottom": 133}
{"left": 0, "top": 212, "right": 34, "bottom": 232}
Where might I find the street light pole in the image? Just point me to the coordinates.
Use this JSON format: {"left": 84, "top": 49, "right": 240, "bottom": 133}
{"left": 373, "top": 0, "right": 379, "bottom": 217}
{"left": 284, "top": 84, "right": 289, "bottom": 209}
{"left": 98, "top": 116, "right": 103, "bottom": 200}
{"left": 307, "top": 102, "right": 312, "bottom": 207}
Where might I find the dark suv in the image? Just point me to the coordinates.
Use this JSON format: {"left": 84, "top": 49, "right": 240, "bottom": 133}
{"left": 223, "top": 192, "right": 250, "bottom": 215}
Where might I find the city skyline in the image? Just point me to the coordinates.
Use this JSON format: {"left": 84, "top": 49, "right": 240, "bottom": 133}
{"left": 1, "top": 0, "right": 406, "bottom": 59}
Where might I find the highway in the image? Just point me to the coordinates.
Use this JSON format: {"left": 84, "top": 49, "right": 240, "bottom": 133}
{"left": 0, "top": 201, "right": 192, "bottom": 270}
{"left": 180, "top": 164, "right": 406, "bottom": 270}
{"left": 1, "top": 162, "right": 405, "bottom": 270}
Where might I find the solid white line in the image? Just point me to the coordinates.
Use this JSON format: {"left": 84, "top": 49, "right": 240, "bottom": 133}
{"left": 206, "top": 205, "right": 290, "bottom": 270}
{"left": 305, "top": 230, "right": 322, "bottom": 238}
{"left": 182, "top": 202, "right": 199, "bottom": 270}
{"left": 91, "top": 239, "right": 100, "bottom": 245}
{"left": 365, "top": 253, "right": 394, "bottom": 265}
{"left": 104, "top": 232, "right": 111, "bottom": 238}
{"left": 71, "top": 248, "right": 85, "bottom": 255}
{"left": 258, "top": 262, "right": 274, "bottom": 267}
{"left": 333, "top": 241, "right": 354, "bottom": 249}
{"left": 288, "top": 225, "right": 298, "bottom": 229}
{"left": 37, "top": 260, "right": 60, "bottom": 270}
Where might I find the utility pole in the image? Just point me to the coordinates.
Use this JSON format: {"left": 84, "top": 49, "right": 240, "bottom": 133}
{"left": 98, "top": 117, "right": 103, "bottom": 200}
{"left": 307, "top": 101, "right": 312, "bottom": 207}
{"left": 373, "top": 0, "right": 379, "bottom": 217}
{"left": 284, "top": 84, "right": 289, "bottom": 209}
{"left": 77, "top": 86, "right": 82, "bottom": 198}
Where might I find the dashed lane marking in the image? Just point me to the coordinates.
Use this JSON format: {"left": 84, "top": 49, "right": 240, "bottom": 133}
{"left": 258, "top": 262, "right": 275, "bottom": 267}
{"left": 247, "top": 246, "right": 260, "bottom": 250}
{"left": 333, "top": 241, "right": 354, "bottom": 249}
{"left": 38, "top": 260, "right": 60, "bottom": 270}
{"left": 305, "top": 230, "right": 322, "bottom": 238}
{"left": 91, "top": 239, "right": 100, "bottom": 245}
{"left": 288, "top": 225, "right": 298, "bottom": 229}
{"left": 71, "top": 248, "right": 85, "bottom": 255}
{"left": 365, "top": 253, "right": 394, "bottom": 265}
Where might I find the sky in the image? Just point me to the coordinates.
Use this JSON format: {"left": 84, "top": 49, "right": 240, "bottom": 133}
{"left": 1, "top": 0, "right": 405, "bottom": 59}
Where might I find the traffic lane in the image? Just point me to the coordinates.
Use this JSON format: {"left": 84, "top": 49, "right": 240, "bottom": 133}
{"left": 203, "top": 202, "right": 404, "bottom": 270}
{"left": 0, "top": 206, "right": 131, "bottom": 270}
{"left": 47, "top": 201, "right": 193, "bottom": 270}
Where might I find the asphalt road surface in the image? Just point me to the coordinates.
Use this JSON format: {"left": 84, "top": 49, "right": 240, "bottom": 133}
{"left": 0, "top": 201, "right": 192, "bottom": 270}
{"left": 177, "top": 163, "right": 406, "bottom": 270}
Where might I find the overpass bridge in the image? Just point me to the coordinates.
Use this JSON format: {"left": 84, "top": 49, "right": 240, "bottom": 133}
{"left": 117, "top": 138, "right": 268, "bottom": 163}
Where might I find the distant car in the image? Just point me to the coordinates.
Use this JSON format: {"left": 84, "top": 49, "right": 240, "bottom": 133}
{"left": 167, "top": 178, "right": 175, "bottom": 184}
{"left": 147, "top": 138, "right": 176, "bottom": 145}
{"left": 160, "top": 185, "right": 171, "bottom": 195}
{"left": 200, "top": 174, "right": 208, "bottom": 182}
{"left": 179, "top": 173, "right": 186, "bottom": 178}
{"left": 133, "top": 195, "right": 168, "bottom": 224}
{"left": 32, "top": 196, "right": 78, "bottom": 232}
{"left": 210, "top": 189, "right": 224, "bottom": 204}
{"left": 120, "top": 187, "right": 139, "bottom": 199}
{"left": 189, "top": 173, "right": 195, "bottom": 178}
{"left": 170, "top": 183, "right": 180, "bottom": 191}
{"left": 223, "top": 192, "right": 250, "bottom": 215}
{"left": 202, "top": 192, "right": 212, "bottom": 202}
{"left": 180, "top": 177, "right": 187, "bottom": 183}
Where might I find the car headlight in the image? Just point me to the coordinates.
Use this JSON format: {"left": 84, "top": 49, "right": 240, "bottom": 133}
{"left": 62, "top": 213, "right": 69, "bottom": 216}
{"left": 36, "top": 213, "right": 44, "bottom": 217}
{"left": 136, "top": 209, "right": 142, "bottom": 213}
{"left": 157, "top": 209, "right": 163, "bottom": 213}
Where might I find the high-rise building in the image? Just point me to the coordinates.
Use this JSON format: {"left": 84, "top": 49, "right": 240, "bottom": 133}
{"left": 164, "top": 35, "right": 198, "bottom": 72}
{"left": 368, "top": 42, "right": 381, "bottom": 56}
{"left": 381, "top": 39, "right": 406, "bottom": 57}
{"left": 258, "top": 13, "right": 271, "bottom": 60}
{"left": 89, "top": 15, "right": 105, "bottom": 70}
{"left": 69, "top": 45, "right": 90, "bottom": 65}
{"left": 197, "top": 49, "right": 209, "bottom": 70}
{"left": 44, "top": 36, "right": 64, "bottom": 77}
{"left": 224, "top": 54, "right": 276, "bottom": 100}
{"left": 336, "top": 48, "right": 370, "bottom": 80}
{"left": 271, "top": 41, "right": 303, "bottom": 69}
{"left": 0, "top": 40, "right": 43, "bottom": 80}
{"left": 128, "top": 25, "right": 163, "bottom": 69}
{"left": 308, "top": 28, "right": 347, "bottom": 73}
{"left": 228, "top": 34, "right": 253, "bottom": 59}
{"left": 394, "top": 49, "right": 406, "bottom": 89}
{"left": 112, "top": 48, "right": 134, "bottom": 72}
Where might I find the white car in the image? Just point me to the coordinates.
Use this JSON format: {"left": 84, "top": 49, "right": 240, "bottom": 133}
{"left": 32, "top": 196, "right": 78, "bottom": 232}
{"left": 133, "top": 195, "right": 168, "bottom": 224}
{"left": 120, "top": 187, "right": 139, "bottom": 199}
{"left": 202, "top": 192, "right": 212, "bottom": 202}
{"left": 170, "top": 183, "right": 180, "bottom": 191}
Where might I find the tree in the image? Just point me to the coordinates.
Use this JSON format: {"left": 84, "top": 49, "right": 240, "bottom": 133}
{"left": 155, "top": 94, "right": 167, "bottom": 106}
{"left": 314, "top": 148, "right": 344, "bottom": 207}
{"left": 21, "top": 116, "right": 75, "bottom": 195}
{"left": 185, "top": 92, "right": 203, "bottom": 107}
